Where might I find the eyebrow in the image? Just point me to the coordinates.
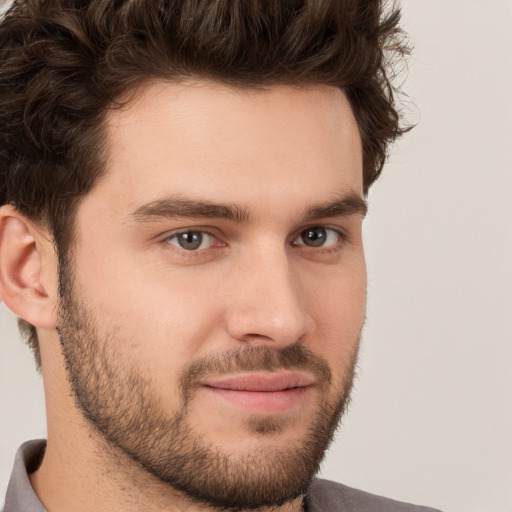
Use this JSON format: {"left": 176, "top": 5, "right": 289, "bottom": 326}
{"left": 127, "top": 192, "right": 367, "bottom": 224}
{"left": 128, "top": 197, "right": 251, "bottom": 223}
{"left": 303, "top": 192, "right": 368, "bottom": 221}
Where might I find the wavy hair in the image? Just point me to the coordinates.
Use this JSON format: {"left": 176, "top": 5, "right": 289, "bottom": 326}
{"left": 0, "top": 0, "right": 411, "bottom": 368}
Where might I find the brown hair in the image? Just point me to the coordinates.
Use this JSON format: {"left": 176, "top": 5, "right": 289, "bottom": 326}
{"left": 0, "top": 0, "right": 411, "bottom": 369}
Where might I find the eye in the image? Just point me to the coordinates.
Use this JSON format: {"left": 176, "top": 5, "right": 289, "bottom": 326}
{"left": 293, "top": 226, "right": 341, "bottom": 248}
{"left": 167, "top": 231, "right": 216, "bottom": 251}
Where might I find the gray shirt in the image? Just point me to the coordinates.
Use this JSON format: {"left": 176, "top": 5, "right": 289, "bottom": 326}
{"left": 3, "top": 440, "right": 443, "bottom": 512}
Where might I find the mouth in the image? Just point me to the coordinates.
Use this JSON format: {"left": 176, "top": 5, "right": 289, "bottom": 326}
{"left": 199, "top": 372, "right": 316, "bottom": 414}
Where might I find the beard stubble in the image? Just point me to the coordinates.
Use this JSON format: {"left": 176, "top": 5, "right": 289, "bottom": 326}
{"left": 56, "top": 262, "right": 360, "bottom": 511}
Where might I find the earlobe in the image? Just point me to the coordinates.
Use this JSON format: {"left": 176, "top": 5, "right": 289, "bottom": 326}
{"left": 0, "top": 205, "right": 57, "bottom": 329}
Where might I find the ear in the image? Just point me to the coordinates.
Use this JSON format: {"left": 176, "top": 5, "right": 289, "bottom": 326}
{"left": 0, "top": 205, "right": 58, "bottom": 329}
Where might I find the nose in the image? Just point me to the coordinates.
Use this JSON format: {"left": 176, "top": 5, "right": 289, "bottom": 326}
{"left": 224, "top": 245, "right": 313, "bottom": 347}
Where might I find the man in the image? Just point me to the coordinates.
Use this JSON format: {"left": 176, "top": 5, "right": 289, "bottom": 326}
{"left": 0, "top": 1, "right": 443, "bottom": 511}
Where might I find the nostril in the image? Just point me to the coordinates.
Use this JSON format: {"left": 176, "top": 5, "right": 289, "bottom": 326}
{"left": 225, "top": 306, "right": 311, "bottom": 348}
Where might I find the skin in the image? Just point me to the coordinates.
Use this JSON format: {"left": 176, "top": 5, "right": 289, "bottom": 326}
{"left": 0, "top": 81, "right": 366, "bottom": 512}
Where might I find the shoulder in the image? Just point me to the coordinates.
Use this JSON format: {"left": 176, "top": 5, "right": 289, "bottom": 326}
{"left": 305, "top": 478, "right": 444, "bottom": 512}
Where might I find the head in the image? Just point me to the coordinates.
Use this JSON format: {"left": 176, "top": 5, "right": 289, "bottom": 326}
{"left": 0, "top": 1, "right": 410, "bottom": 510}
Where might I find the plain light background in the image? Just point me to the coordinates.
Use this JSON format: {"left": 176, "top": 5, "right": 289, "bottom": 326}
{"left": 1, "top": 1, "right": 511, "bottom": 511}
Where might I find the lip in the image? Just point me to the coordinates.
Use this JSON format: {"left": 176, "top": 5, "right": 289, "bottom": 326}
{"left": 201, "top": 371, "right": 316, "bottom": 391}
{"left": 199, "top": 372, "right": 316, "bottom": 414}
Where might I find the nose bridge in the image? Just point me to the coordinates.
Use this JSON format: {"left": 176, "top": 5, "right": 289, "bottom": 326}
{"left": 225, "top": 241, "right": 311, "bottom": 345}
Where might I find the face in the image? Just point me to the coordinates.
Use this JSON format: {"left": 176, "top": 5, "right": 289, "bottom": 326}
{"left": 57, "top": 81, "right": 367, "bottom": 510}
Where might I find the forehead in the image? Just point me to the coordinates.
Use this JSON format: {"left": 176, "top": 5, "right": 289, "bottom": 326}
{"left": 90, "top": 80, "right": 363, "bottom": 216}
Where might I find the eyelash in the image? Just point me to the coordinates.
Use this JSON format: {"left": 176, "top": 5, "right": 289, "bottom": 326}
{"left": 164, "top": 229, "right": 225, "bottom": 255}
{"left": 291, "top": 226, "right": 346, "bottom": 250}
{"left": 163, "top": 226, "right": 347, "bottom": 257}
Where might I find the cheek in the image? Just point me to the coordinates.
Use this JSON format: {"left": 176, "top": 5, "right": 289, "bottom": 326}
{"left": 302, "top": 258, "right": 366, "bottom": 357}
{"left": 74, "top": 255, "right": 226, "bottom": 380}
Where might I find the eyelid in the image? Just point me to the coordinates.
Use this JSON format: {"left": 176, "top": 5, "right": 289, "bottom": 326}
{"left": 163, "top": 227, "right": 226, "bottom": 252}
{"left": 291, "top": 225, "right": 347, "bottom": 248}
{"left": 159, "top": 224, "right": 348, "bottom": 255}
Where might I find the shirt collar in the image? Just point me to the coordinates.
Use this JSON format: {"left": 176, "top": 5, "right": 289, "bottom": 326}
{"left": 3, "top": 439, "right": 327, "bottom": 512}
{"left": 4, "top": 440, "right": 47, "bottom": 512}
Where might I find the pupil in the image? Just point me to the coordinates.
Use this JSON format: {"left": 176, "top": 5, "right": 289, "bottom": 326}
{"left": 303, "top": 227, "right": 326, "bottom": 247}
{"left": 179, "top": 232, "right": 202, "bottom": 250}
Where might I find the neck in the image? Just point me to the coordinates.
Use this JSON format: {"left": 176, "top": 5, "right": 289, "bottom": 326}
{"left": 30, "top": 420, "right": 305, "bottom": 512}
{"left": 33, "top": 336, "right": 307, "bottom": 512}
